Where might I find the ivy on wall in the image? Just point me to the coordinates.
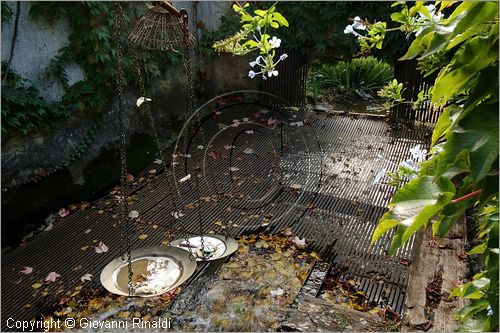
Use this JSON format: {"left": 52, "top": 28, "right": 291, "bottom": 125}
{"left": 1, "top": 1, "right": 181, "bottom": 137}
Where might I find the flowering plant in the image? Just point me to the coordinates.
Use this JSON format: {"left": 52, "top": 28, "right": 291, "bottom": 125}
{"left": 345, "top": 2, "right": 499, "bottom": 330}
{"left": 212, "top": 2, "right": 289, "bottom": 79}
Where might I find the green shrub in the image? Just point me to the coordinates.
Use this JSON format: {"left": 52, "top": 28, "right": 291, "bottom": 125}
{"left": 308, "top": 56, "right": 393, "bottom": 101}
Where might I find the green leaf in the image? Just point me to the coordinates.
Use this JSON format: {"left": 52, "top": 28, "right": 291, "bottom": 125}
{"left": 450, "top": 277, "right": 490, "bottom": 299}
{"left": 432, "top": 36, "right": 498, "bottom": 106}
{"left": 468, "top": 243, "right": 487, "bottom": 255}
{"left": 377, "top": 175, "right": 455, "bottom": 253}
{"left": 437, "top": 104, "right": 498, "bottom": 184}
{"left": 456, "top": 299, "right": 490, "bottom": 322}
{"left": 272, "top": 12, "right": 289, "bottom": 27}
{"left": 372, "top": 219, "right": 399, "bottom": 243}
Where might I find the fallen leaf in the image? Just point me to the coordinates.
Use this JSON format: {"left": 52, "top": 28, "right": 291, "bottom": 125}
{"left": 293, "top": 236, "right": 306, "bottom": 247}
{"left": 270, "top": 288, "right": 284, "bottom": 297}
{"left": 153, "top": 159, "right": 162, "bottom": 164}
{"left": 126, "top": 173, "right": 134, "bottom": 182}
{"left": 172, "top": 211, "right": 185, "bottom": 219}
{"left": 95, "top": 242, "right": 109, "bottom": 253}
{"left": 179, "top": 174, "right": 191, "bottom": 183}
{"left": 267, "top": 117, "right": 277, "bottom": 126}
{"left": 290, "top": 184, "right": 302, "bottom": 190}
{"left": 80, "top": 273, "right": 93, "bottom": 282}
{"left": 84, "top": 229, "right": 92, "bottom": 234}
{"left": 20, "top": 267, "right": 33, "bottom": 275}
{"left": 290, "top": 121, "right": 304, "bottom": 127}
{"left": 128, "top": 210, "right": 139, "bottom": 219}
{"left": 138, "top": 234, "right": 148, "bottom": 240}
{"left": 149, "top": 169, "right": 157, "bottom": 174}
{"left": 58, "top": 208, "right": 70, "bottom": 218}
{"left": 32, "top": 283, "right": 42, "bottom": 289}
{"left": 245, "top": 130, "right": 254, "bottom": 134}
{"left": 136, "top": 97, "right": 152, "bottom": 107}
{"left": 224, "top": 144, "right": 235, "bottom": 150}
{"left": 229, "top": 167, "right": 240, "bottom": 172}
{"left": 243, "top": 148, "right": 255, "bottom": 155}
{"left": 197, "top": 145, "right": 204, "bottom": 150}
{"left": 209, "top": 151, "right": 219, "bottom": 160}
{"left": 46, "top": 272, "right": 61, "bottom": 282}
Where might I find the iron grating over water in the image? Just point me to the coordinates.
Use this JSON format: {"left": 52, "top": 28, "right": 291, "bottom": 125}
{"left": 1, "top": 92, "right": 431, "bottom": 329}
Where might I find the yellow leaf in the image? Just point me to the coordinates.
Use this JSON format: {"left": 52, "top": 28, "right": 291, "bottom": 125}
{"left": 118, "top": 311, "right": 130, "bottom": 318}
{"left": 152, "top": 224, "right": 159, "bottom": 229}
{"left": 32, "top": 283, "right": 42, "bottom": 289}
{"left": 80, "top": 245, "right": 89, "bottom": 251}
{"left": 138, "top": 234, "right": 148, "bottom": 240}
{"left": 310, "top": 251, "right": 320, "bottom": 259}
{"left": 98, "top": 210, "right": 104, "bottom": 215}
{"left": 25, "top": 303, "right": 32, "bottom": 308}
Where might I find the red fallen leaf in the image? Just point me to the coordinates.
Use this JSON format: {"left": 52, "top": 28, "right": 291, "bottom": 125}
{"left": 126, "top": 173, "right": 134, "bottom": 182}
{"left": 267, "top": 117, "right": 277, "bottom": 126}
{"left": 209, "top": 150, "right": 219, "bottom": 160}
{"left": 58, "top": 208, "right": 70, "bottom": 218}
{"left": 59, "top": 296, "right": 70, "bottom": 305}
{"left": 46, "top": 272, "right": 61, "bottom": 282}
{"left": 95, "top": 242, "right": 109, "bottom": 253}
{"left": 399, "top": 258, "right": 411, "bottom": 266}
{"left": 20, "top": 267, "right": 33, "bottom": 275}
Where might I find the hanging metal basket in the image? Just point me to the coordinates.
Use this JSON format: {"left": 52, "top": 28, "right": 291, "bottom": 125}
{"left": 100, "top": 246, "right": 197, "bottom": 297}
{"left": 170, "top": 234, "right": 238, "bottom": 261}
{"left": 128, "top": 2, "right": 195, "bottom": 52}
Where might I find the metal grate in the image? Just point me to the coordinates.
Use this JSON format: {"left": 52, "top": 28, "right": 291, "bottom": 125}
{"left": 261, "top": 49, "right": 308, "bottom": 107}
{"left": 391, "top": 60, "right": 443, "bottom": 125}
{"left": 1, "top": 98, "right": 431, "bottom": 329}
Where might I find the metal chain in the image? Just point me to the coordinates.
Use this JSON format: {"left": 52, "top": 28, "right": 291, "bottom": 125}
{"left": 180, "top": 14, "right": 236, "bottom": 243}
{"left": 129, "top": 47, "right": 195, "bottom": 260}
{"left": 111, "top": 2, "right": 135, "bottom": 297}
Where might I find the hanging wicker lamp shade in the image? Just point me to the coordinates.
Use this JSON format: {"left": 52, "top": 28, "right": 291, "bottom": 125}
{"left": 128, "top": 1, "right": 196, "bottom": 52}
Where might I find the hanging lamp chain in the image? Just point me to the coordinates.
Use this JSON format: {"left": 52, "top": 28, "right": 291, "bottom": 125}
{"left": 130, "top": 47, "right": 196, "bottom": 260}
{"left": 111, "top": 2, "right": 135, "bottom": 297}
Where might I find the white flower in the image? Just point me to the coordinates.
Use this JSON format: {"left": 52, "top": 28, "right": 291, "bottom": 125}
{"left": 249, "top": 56, "right": 263, "bottom": 68}
{"left": 344, "top": 24, "right": 354, "bottom": 34}
{"left": 400, "top": 160, "right": 416, "bottom": 170}
{"left": 409, "top": 144, "right": 427, "bottom": 162}
{"left": 248, "top": 70, "right": 258, "bottom": 78}
{"left": 344, "top": 24, "right": 362, "bottom": 37}
{"left": 279, "top": 53, "right": 288, "bottom": 61}
{"left": 268, "top": 36, "right": 281, "bottom": 49}
{"left": 268, "top": 69, "right": 279, "bottom": 77}
{"left": 352, "top": 16, "right": 366, "bottom": 30}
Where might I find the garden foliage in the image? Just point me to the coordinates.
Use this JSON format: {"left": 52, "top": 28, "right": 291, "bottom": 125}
{"left": 350, "top": 2, "right": 498, "bottom": 331}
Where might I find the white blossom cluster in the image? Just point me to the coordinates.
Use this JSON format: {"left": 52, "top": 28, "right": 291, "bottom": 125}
{"left": 248, "top": 27, "right": 288, "bottom": 80}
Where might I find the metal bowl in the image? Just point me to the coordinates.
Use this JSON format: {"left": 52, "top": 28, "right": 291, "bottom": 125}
{"left": 170, "top": 234, "right": 238, "bottom": 261}
{"left": 100, "top": 246, "right": 197, "bottom": 297}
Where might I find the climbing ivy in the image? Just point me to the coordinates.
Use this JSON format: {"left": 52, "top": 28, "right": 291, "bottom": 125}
{"left": 348, "top": 1, "right": 498, "bottom": 331}
{"left": 1, "top": 1, "right": 181, "bottom": 137}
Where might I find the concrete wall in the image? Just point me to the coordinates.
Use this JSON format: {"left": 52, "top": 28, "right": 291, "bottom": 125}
{"left": 1, "top": 1, "right": 255, "bottom": 247}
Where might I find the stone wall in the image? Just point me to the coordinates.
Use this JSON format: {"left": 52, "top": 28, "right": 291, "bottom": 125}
{"left": 1, "top": 1, "right": 256, "bottom": 248}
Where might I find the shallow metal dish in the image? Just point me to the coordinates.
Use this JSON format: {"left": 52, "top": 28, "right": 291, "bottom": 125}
{"left": 170, "top": 234, "right": 238, "bottom": 261}
{"left": 100, "top": 246, "right": 197, "bottom": 297}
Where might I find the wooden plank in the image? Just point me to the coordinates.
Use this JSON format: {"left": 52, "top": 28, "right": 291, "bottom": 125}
{"left": 402, "top": 218, "right": 468, "bottom": 332}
